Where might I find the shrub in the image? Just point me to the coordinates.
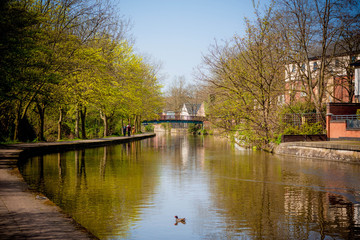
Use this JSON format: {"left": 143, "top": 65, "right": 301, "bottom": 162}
{"left": 188, "top": 123, "right": 201, "bottom": 134}
{"left": 144, "top": 124, "right": 154, "bottom": 132}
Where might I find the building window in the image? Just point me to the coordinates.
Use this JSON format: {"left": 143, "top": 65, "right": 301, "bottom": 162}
{"left": 352, "top": 56, "right": 357, "bottom": 63}
{"left": 278, "top": 94, "right": 285, "bottom": 105}
{"left": 301, "top": 64, "right": 305, "bottom": 72}
{"left": 313, "top": 62, "right": 318, "bottom": 70}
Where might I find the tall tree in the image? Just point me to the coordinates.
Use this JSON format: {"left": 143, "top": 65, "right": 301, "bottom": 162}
{"left": 200, "top": 5, "right": 285, "bottom": 149}
{"left": 277, "top": 0, "right": 360, "bottom": 113}
{"left": 331, "top": 5, "right": 360, "bottom": 102}
{"left": 0, "top": 0, "right": 57, "bottom": 141}
{"left": 165, "top": 76, "right": 192, "bottom": 112}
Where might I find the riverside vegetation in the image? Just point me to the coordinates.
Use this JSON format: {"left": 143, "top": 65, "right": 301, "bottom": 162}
{"left": 0, "top": 0, "right": 163, "bottom": 143}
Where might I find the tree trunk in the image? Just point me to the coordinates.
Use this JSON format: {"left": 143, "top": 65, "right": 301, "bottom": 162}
{"left": 80, "top": 106, "right": 86, "bottom": 139}
{"left": 14, "top": 107, "right": 21, "bottom": 141}
{"left": 137, "top": 115, "right": 142, "bottom": 133}
{"left": 133, "top": 115, "right": 137, "bottom": 133}
{"left": 13, "top": 99, "right": 24, "bottom": 141}
{"left": 75, "top": 104, "right": 80, "bottom": 138}
{"left": 100, "top": 111, "right": 107, "bottom": 137}
{"left": 58, "top": 107, "right": 63, "bottom": 141}
{"left": 36, "top": 101, "right": 46, "bottom": 141}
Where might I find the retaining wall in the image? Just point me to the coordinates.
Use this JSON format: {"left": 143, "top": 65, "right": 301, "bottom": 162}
{"left": 275, "top": 141, "right": 360, "bottom": 164}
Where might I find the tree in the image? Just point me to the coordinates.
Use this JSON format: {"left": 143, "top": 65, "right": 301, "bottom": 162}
{"left": 0, "top": 0, "right": 162, "bottom": 142}
{"left": 133, "top": 61, "right": 164, "bottom": 131}
{"left": 200, "top": 5, "right": 285, "bottom": 149}
{"left": 277, "top": 0, "right": 360, "bottom": 114}
{"left": 165, "top": 76, "right": 192, "bottom": 112}
{"left": 331, "top": 6, "right": 360, "bottom": 102}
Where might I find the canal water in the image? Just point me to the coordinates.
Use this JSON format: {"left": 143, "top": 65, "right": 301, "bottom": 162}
{"left": 19, "top": 133, "right": 360, "bottom": 239}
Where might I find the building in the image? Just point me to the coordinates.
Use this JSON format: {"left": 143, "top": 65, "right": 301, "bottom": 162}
{"left": 180, "top": 103, "right": 205, "bottom": 120}
{"left": 284, "top": 53, "right": 360, "bottom": 105}
{"left": 326, "top": 61, "right": 360, "bottom": 140}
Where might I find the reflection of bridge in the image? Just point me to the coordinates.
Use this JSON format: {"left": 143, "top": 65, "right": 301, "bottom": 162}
{"left": 142, "top": 115, "right": 205, "bottom": 125}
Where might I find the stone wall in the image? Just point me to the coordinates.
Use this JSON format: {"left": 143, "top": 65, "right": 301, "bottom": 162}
{"left": 275, "top": 142, "right": 360, "bottom": 164}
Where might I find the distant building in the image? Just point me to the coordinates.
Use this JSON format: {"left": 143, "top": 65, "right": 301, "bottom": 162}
{"left": 161, "top": 110, "right": 176, "bottom": 119}
{"left": 180, "top": 103, "right": 205, "bottom": 120}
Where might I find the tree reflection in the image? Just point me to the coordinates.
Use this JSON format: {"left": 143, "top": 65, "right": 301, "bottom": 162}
{"left": 100, "top": 147, "right": 107, "bottom": 179}
{"left": 18, "top": 135, "right": 360, "bottom": 239}
{"left": 75, "top": 150, "right": 87, "bottom": 190}
{"left": 19, "top": 143, "right": 160, "bottom": 239}
{"left": 204, "top": 147, "right": 360, "bottom": 239}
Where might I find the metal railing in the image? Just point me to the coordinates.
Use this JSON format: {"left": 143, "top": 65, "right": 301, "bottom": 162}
{"left": 158, "top": 115, "right": 206, "bottom": 121}
{"left": 330, "top": 115, "right": 360, "bottom": 129}
{"left": 331, "top": 115, "right": 360, "bottom": 120}
{"left": 282, "top": 113, "right": 325, "bottom": 127}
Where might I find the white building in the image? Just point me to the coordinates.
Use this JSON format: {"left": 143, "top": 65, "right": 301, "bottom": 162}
{"left": 180, "top": 103, "right": 205, "bottom": 120}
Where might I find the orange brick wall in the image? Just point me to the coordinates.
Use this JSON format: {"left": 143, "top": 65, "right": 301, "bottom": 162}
{"left": 327, "top": 103, "right": 360, "bottom": 140}
{"left": 329, "top": 120, "right": 360, "bottom": 139}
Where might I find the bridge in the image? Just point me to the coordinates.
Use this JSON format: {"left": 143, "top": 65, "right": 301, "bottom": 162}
{"left": 142, "top": 115, "right": 205, "bottom": 125}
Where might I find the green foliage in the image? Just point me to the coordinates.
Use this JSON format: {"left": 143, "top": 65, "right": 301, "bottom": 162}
{"left": 0, "top": 0, "right": 164, "bottom": 142}
{"left": 144, "top": 124, "right": 154, "bottom": 132}
{"left": 200, "top": 128, "right": 209, "bottom": 135}
{"left": 279, "top": 103, "right": 325, "bottom": 140}
{"left": 160, "top": 123, "right": 171, "bottom": 131}
{"left": 274, "top": 135, "right": 282, "bottom": 145}
{"left": 188, "top": 123, "right": 202, "bottom": 134}
{"left": 357, "top": 109, "right": 360, "bottom": 120}
{"left": 201, "top": 6, "right": 285, "bottom": 149}
{"left": 283, "top": 122, "right": 324, "bottom": 135}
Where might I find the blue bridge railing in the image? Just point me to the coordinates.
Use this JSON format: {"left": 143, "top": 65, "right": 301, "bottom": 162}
{"left": 142, "top": 115, "right": 205, "bottom": 124}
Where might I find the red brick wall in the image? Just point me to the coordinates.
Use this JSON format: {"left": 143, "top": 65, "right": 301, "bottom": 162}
{"left": 327, "top": 103, "right": 360, "bottom": 115}
{"left": 332, "top": 76, "right": 355, "bottom": 103}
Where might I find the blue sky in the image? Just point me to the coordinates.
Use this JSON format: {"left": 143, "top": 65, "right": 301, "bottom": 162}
{"left": 117, "top": 0, "right": 269, "bottom": 90}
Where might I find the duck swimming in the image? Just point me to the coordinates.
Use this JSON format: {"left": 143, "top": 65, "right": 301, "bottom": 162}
{"left": 174, "top": 216, "right": 186, "bottom": 225}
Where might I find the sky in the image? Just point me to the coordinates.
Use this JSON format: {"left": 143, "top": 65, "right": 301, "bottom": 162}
{"left": 117, "top": 0, "right": 269, "bottom": 90}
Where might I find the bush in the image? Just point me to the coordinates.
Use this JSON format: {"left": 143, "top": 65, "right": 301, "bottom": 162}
{"left": 283, "top": 122, "right": 324, "bottom": 135}
{"left": 188, "top": 123, "right": 202, "bottom": 134}
{"left": 144, "top": 124, "right": 154, "bottom": 132}
{"left": 160, "top": 122, "right": 171, "bottom": 131}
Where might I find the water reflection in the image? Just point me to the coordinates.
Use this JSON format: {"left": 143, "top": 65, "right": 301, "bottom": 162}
{"left": 19, "top": 133, "right": 360, "bottom": 239}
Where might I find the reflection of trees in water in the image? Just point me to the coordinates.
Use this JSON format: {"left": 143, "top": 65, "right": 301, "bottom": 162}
{"left": 37, "top": 155, "right": 44, "bottom": 191}
{"left": 75, "top": 150, "right": 87, "bottom": 190}
{"left": 152, "top": 133, "right": 205, "bottom": 170}
{"left": 19, "top": 136, "right": 360, "bottom": 239}
{"left": 206, "top": 152, "right": 360, "bottom": 239}
{"left": 100, "top": 147, "right": 106, "bottom": 179}
{"left": 20, "top": 143, "right": 159, "bottom": 239}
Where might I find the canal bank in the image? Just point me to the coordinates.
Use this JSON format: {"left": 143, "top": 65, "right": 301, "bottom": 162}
{"left": 0, "top": 133, "right": 155, "bottom": 239}
{"left": 275, "top": 140, "right": 360, "bottom": 164}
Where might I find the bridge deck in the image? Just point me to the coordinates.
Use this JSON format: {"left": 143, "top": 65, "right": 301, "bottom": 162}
{"left": 142, "top": 116, "right": 205, "bottom": 124}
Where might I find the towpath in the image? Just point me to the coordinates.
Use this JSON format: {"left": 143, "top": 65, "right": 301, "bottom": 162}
{"left": 0, "top": 133, "right": 155, "bottom": 239}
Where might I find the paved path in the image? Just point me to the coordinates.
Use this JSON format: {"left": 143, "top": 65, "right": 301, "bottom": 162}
{"left": 0, "top": 168, "right": 97, "bottom": 239}
{"left": 0, "top": 133, "right": 155, "bottom": 239}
